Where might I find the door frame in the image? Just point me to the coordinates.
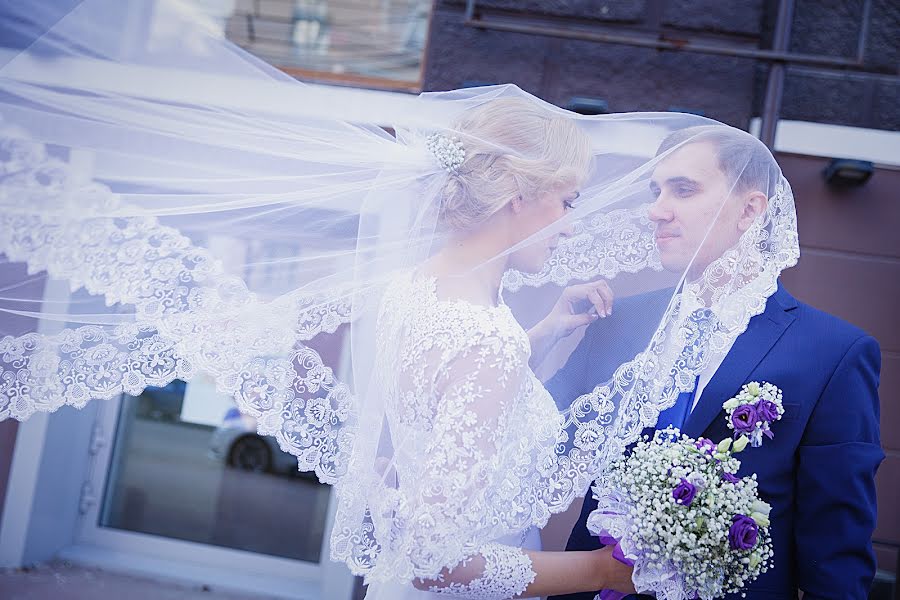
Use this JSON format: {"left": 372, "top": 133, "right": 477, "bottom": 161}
{"left": 69, "top": 379, "right": 355, "bottom": 599}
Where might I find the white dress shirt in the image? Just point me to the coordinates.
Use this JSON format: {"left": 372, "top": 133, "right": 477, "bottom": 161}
{"left": 690, "top": 351, "right": 729, "bottom": 413}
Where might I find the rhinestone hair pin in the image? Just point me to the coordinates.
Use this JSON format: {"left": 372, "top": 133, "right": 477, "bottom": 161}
{"left": 425, "top": 133, "right": 466, "bottom": 174}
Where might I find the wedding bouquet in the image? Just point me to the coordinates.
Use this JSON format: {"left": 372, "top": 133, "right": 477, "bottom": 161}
{"left": 588, "top": 428, "right": 773, "bottom": 600}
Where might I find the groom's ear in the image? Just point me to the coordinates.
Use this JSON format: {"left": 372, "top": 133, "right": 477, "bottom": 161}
{"left": 737, "top": 191, "right": 768, "bottom": 232}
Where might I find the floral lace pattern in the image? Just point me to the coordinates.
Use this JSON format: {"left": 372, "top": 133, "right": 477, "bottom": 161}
{"left": 428, "top": 542, "right": 536, "bottom": 599}
{"left": 0, "top": 324, "right": 193, "bottom": 420}
{"left": 503, "top": 204, "right": 661, "bottom": 292}
{"left": 331, "top": 272, "right": 579, "bottom": 587}
{"left": 0, "top": 132, "right": 357, "bottom": 482}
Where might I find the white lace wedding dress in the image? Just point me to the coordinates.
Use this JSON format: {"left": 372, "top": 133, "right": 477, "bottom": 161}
{"left": 360, "top": 271, "right": 564, "bottom": 600}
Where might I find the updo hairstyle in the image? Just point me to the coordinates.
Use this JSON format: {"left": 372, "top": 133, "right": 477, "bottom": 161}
{"left": 438, "top": 97, "right": 593, "bottom": 231}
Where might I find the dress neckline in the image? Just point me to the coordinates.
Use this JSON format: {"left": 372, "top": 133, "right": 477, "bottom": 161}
{"left": 413, "top": 271, "right": 509, "bottom": 314}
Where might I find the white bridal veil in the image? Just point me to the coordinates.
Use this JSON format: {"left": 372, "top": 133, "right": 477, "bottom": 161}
{"left": 0, "top": 0, "right": 798, "bottom": 587}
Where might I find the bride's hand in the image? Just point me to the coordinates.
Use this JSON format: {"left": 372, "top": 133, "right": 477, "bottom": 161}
{"left": 592, "top": 546, "right": 636, "bottom": 594}
{"left": 546, "top": 280, "right": 614, "bottom": 341}
{"left": 527, "top": 279, "right": 613, "bottom": 369}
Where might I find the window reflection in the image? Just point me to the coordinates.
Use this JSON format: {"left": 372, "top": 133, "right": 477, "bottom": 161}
{"left": 100, "top": 379, "right": 331, "bottom": 562}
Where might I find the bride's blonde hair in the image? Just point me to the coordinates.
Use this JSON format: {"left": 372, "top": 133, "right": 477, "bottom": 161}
{"left": 439, "top": 97, "right": 593, "bottom": 232}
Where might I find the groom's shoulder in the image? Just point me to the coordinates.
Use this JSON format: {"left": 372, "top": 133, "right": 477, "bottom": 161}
{"left": 776, "top": 284, "right": 878, "bottom": 355}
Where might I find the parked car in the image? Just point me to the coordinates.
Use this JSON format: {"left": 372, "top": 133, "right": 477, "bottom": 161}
{"left": 209, "top": 407, "right": 317, "bottom": 480}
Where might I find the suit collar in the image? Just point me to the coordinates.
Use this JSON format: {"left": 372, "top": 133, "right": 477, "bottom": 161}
{"left": 770, "top": 281, "right": 798, "bottom": 312}
{"left": 681, "top": 281, "right": 797, "bottom": 438}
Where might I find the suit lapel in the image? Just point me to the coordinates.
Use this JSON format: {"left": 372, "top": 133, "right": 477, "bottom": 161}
{"left": 681, "top": 285, "right": 798, "bottom": 439}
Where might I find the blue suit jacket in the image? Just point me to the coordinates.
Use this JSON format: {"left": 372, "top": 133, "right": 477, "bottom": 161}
{"left": 547, "top": 283, "right": 883, "bottom": 600}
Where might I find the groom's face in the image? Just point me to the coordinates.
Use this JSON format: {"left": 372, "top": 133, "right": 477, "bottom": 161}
{"left": 648, "top": 141, "right": 748, "bottom": 277}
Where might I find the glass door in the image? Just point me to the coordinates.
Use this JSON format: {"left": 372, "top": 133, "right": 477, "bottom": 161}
{"left": 99, "top": 377, "right": 332, "bottom": 562}
{"left": 72, "top": 377, "right": 355, "bottom": 599}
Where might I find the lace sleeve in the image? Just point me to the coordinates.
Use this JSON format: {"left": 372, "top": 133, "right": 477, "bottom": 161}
{"left": 425, "top": 542, "right": 536, "bottom": 599}
{"left": 398, "top": 327, "right": 537, "bottom": 597}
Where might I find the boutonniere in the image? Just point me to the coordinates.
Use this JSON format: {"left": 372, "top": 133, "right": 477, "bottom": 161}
{"left": 722, "top": 382, "right": 784, "bottom": 448}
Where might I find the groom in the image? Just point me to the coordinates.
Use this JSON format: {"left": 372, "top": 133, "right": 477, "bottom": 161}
{"left": 546, "top": 127, "right": 883, "bottom": 599}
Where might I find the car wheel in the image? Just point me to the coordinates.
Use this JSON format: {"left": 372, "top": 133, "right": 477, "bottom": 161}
{"left": 227, "top": 435, "right": 272, "bottom": 473}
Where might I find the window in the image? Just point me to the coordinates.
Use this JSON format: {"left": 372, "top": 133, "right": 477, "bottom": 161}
{"left": 100, "top": 378, "right": 332, "bottom": 562}
{"left": 196, "top": 0, "right": 433, "bottom": 91}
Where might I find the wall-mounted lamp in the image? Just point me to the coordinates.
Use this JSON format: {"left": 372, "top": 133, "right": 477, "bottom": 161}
{"left": 823, "top": 158, "right": 874, "bottom": 187}
{"left": 566, "top": 96, "right": 609, "bottom": 115}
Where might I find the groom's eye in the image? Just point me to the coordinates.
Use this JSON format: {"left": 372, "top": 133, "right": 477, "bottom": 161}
{"left": 675, "top": 184, "right": 698, "bottom": 198}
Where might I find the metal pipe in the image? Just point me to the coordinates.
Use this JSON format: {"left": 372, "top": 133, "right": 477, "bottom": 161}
{"left": 463, "top": 16, "right": 880, "bottom": 72}
{"left": 464, "top": 0, "right": 476, "bottom": 23}
{"left": 857, "top": 0, "right": 872, "bottom": 63}
{"left": 760, "top": 0, "right": 795, "bottom": 149}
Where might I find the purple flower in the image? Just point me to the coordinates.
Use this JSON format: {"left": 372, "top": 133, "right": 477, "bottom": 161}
{"left": 730, "top": 404, "right": 759, "bottom": 434}
{"left": 672, "top": 478, "right": 697, "bottom": 506}
{"left": 695, "top": 438, "right": 716, "bottom": 454}
{"left": 728, "top": 514, "right": 759, "bottom": 550}
{"left": 755, "top": 399, "right": 779, "bottom": 423}
{"left": 722, "top": 472, "right": 740, "bottom": 484}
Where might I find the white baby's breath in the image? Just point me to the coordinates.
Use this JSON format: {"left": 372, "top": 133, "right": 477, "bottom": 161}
{"left": 588, "top": 428, "right": 774, "bottom": 600}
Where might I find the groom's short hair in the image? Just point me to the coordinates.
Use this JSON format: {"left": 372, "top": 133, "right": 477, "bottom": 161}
{"left": 656, "top": 125, "right": 780, "bottom": 196}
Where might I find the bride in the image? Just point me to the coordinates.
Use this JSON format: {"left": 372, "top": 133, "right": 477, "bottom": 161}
{"left": 0, "top": 2, "right": 798, "bottom": 599}
{"left": 359, "top": 97, "right": 634, "bottom": 599}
